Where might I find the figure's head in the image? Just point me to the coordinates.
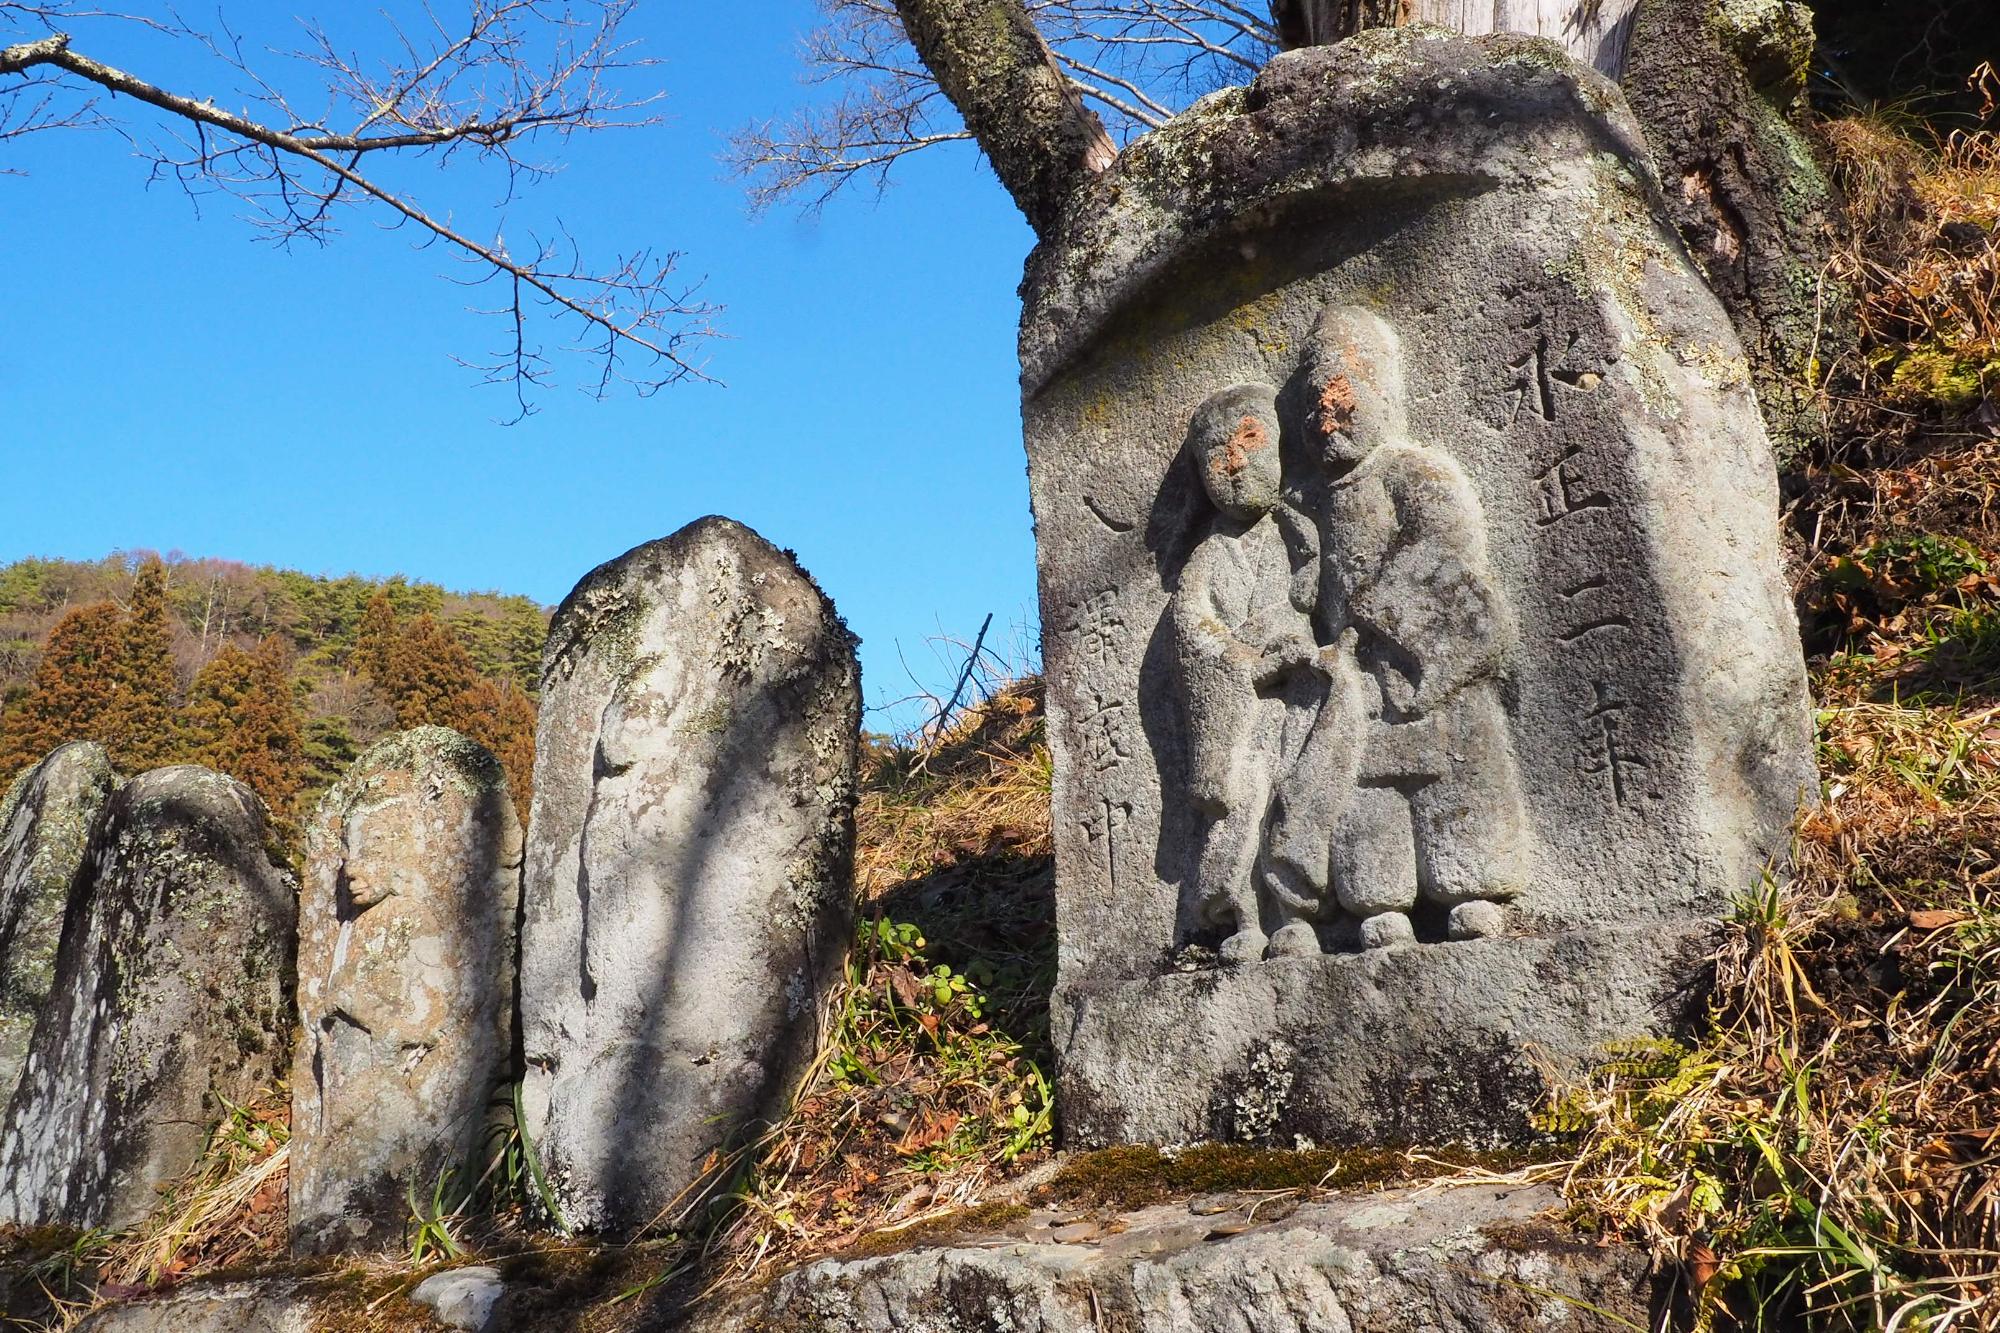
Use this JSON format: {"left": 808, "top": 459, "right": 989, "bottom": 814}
{"left": 1304, "top": 306, "right": 1407, "bottom": 469}
{"left": 337, "top": 789, "right": 414, "bottom": 912}
{"left": 1187, "top": 382, "right": 1282, "bottom": 520}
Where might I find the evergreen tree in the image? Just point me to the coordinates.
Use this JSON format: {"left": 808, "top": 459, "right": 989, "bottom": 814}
{"left": 183, "top": 637, "right": 306, "bottom": 820}
{"left": 105, "top": 560, "right": 181, "bottom": 771}
{"left": 301, "top": 714, "right": 362, "bottom": 804}
{"left": 444, "top": 676, "right": 538, "bottom": 816}
{"left": 0, "top": 603, "right": 124, "bottom": 778}
{"left": 353, "top": 588, "right": 400, "bottom": 691}
{"left": 383, "top": 614, "right": 481, "bottom": 729}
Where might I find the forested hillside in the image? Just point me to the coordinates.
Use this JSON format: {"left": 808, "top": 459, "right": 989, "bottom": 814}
{"left": 0, "top": 553, "right": 547, "bottom": 834}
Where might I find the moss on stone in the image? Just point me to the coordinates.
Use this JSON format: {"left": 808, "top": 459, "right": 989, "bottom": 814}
{"left": 1032, "top": 1142, "right": 1547, "bottom": 1212}
{"left": 840, "top": 1201, "right": 1033, "bottom": 1260}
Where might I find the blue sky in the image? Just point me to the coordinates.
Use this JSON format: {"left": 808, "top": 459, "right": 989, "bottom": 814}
{"left": 0, "top": 3, "right": 1042, "bottom": 728}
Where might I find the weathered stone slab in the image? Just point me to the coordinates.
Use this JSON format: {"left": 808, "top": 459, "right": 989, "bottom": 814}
{"left": 521, "top": 516, "right": 861, "bottom": 1234}
{"left": 290, "top": 727, "right": 523, "bottom": 1254}
{"left": 0, "top": 767, "right": 296, "bottom": 1229}
{"left": 706, "top": 1182, "right": 1651, "bottom": 1332}
{"left": 0, "top": 742, "right": 116, "bottom": 1105}
{"left": 71, "top": 1278, "right": 452, "bottom": 1333}
{"left": 1024, "top": 30, "right": 1815, "bottom": 1146}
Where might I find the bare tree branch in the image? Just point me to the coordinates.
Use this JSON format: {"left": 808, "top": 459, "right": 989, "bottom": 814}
{"left": 1, "top": 2, "right": 713, "bottom": 412}
{"left": 731, "top": 0, "right": 1273, "bottom": 221}
{"left": 737, "top": 0, "right": 1639, "bottom": 219}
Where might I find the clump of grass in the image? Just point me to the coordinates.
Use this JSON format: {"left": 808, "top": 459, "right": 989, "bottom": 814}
{"left": 0, "top": 1224, "right": 117, "bottom": 1328}
{"left": 705, "top": 908, "right": 1054, "bottom": 1280}
{"left": 1822, "top": 111, "right": 2000, "bottom": 424}
{"left": 96, "top": 1088, "right": 291, "bottom": 1294}
{"left": 1557, "top": 664, "right": 2000, "bottom": 1329}
{"left": 391, "top": 1080, "right": 572, "bottom": 1266}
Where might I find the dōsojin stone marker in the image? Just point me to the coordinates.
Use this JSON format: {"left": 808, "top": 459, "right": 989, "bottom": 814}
{"left": 290, "top": 727, "right": 524, "bottom": 1254}
{"left": 520, "top": 516, "right": 861, "bottom": 1234}
{"left": 1023, "top": 28, "right": 1816, "bottom": 1147}
{"left": 0, "top": 742, "right": 116, "bottom": 1107}
{"left": 0, "top": 767, "right": 295, "bottom": 1228}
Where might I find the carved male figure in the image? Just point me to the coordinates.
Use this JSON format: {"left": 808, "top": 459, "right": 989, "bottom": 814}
{"left": 1167, "top": 383, "right": 1326, "bottom": 962}
{"left": 1279, "top": 306, "right": 1530, "bottom": 945}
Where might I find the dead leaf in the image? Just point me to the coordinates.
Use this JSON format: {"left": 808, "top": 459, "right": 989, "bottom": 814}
{"left": 1687, "top": 1242, "right": 1721, "bottom": 1291}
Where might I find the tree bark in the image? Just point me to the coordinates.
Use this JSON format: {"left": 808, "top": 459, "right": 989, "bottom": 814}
{"left": 1620, "top": 0, "right": 1845, "bottom": 465}
{"left": 893, "top": 0, "right": 1117, "bottom": 239}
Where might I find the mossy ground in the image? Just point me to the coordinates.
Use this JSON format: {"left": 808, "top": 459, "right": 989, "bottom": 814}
{"left": 1033, "top": 1142, "right": 1550, "bottom": 1214}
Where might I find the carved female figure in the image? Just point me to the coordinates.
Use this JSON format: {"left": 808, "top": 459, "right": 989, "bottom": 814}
{"left": 1167, "top": 383, "right": 1326, "bottom": 962}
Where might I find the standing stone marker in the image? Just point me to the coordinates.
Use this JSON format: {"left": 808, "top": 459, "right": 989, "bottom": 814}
{"left": 0, "top": 767, "right": 296, "bottom": 1228}
{"left": 1024, "top": 29, "right": 1816, "bottom": 1148}
{"left": 0, "top": 743, "right": 116, "bottom": 1106}
{"left": 290, "top": 727, "right": 523, "bottom": 1254}
{"left": 521, "top": 516, "right": 861, "bottom": 1234}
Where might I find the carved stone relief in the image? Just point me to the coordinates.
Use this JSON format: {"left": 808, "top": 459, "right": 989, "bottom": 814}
{"left": 1022, "top": 29, "right": 1818, "bottom": 1148}
{"left": 1171, "top": 311, "right": 1533, "bottom": 961}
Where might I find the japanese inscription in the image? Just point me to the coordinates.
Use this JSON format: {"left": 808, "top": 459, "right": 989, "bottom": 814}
{"left": 1505, "top": 305, "right": 1652, "bottom": 812}
{"left": 1063, "top": 588, "right": 1125, "bottom": 668}
{"left": 1079, "top": 692, "right": 1130, "bottom": 774}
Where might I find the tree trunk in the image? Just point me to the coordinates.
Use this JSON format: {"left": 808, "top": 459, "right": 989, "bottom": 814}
{"left": 893, "top": 0, "right": 1117, "bottom": 239}
{"left": 1619, "top": 0, "right": 1845, "bottom": 465}
{"left": 1270, "top": 0, "right": 1641, "bottom": 76}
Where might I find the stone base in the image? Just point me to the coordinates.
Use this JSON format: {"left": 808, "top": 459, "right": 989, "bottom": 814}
{"left": 720, "top": 1183, "right": 1652, "bottom": 1333}
{"left": 1054, "top": 921, "right": 1718, "bottom": 1148}
{"left": 69, "top": 1279, "right": 431, "bottom": 1333}
{"left": 61, "top": 1183, "right": 1653, "bottom": 1333}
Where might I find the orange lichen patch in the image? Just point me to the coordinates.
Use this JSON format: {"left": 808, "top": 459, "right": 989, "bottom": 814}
{"left": 1208, "top": 413, "right": 1271, "bottom": 488}
{"left": 1316, "top": 374, "right": 1357, "bottom": 439}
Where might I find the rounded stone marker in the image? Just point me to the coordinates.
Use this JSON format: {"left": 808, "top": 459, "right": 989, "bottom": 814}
{"left": 520, "top": 516, "right": 861, "bottom": 1235}
{"left": 0, "top": 742, "right": 116, "bottom": 1107}
{"left": 290, "top": 727, "right": 524, "bottom": 1255}
{"left": 1028, "top": 29, "right": 1817, "bottom": 1150}
{"left": 0, "top": 766, "right": 295, "bottom": 1229}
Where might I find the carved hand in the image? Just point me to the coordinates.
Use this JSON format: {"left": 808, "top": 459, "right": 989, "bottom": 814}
{"left": 1254, "top": 632, "right": 1318, "bottom": 683}
{"left": 1315, "top": 627, "right": 1362, "bottom": 679}
{"left": 1380, "top": 663, "right": 1426, "bottom": 716}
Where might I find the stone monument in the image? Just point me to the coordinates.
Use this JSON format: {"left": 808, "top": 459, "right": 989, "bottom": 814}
{"left": 290, "top": 727, "right": 524, "bottom": 1254}
{"left": 1023, "top": 29, "right": 1816, "bottom": 1147}
{"left": 0, "top": 743, "right": 116, "bottom": 1105}
{"left": 0, "top": 767, "right": 296, "bottom": 1228}
{"left": 520, "top": 516, "right": 861, "bottom": 1234}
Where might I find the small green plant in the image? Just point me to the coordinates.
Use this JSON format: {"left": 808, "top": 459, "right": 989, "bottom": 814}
{"left": 1825, "top": 533, "right": 1989, "bottom": 601}
{"left": 406, "top": 1167, "right": 468, "bottom": 1265}
{"left": 507, "top": 1080, "right": 571, "bottom": 1235}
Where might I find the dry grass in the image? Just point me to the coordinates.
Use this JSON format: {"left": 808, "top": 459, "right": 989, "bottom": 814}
{"left": 1820, "top": 106, "right": 2000, "bottom": 437}
{"left": 1556, "top": 676, "right": 2000, "bottom": 1330}
{"left": 0, "top": 1090, "right": 293, "bottom": 1330}
{"left": 1563, "top": 122, "right": 2000, "bottom": 1324}
{"left": 96, "top": 1091, "right": 291, "bottom": 1293}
